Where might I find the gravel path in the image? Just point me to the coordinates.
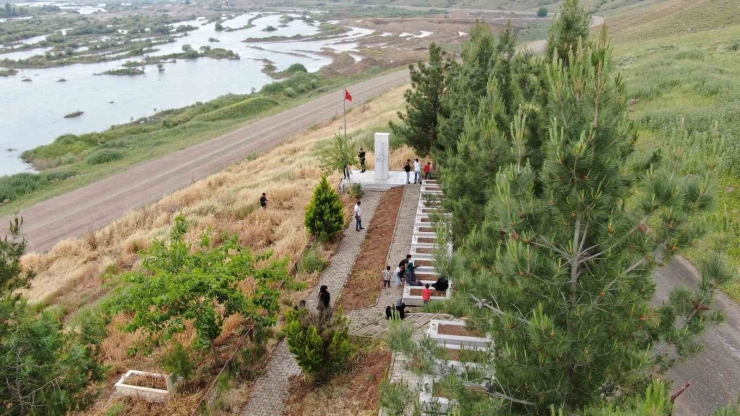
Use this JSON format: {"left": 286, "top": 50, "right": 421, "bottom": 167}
{"left": 241, "top": 191, "right": 382, "bottom": 416}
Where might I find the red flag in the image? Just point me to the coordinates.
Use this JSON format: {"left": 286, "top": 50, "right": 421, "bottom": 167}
{"left": 344, "top": 89, "right": 352, "bottom": 102}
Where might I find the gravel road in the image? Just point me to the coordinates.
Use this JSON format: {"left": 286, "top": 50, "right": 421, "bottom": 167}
{"left": 1, "top": 69, "right": 410, "bottom": 252}
{"left": 654, "top": 257, "right": 740, "bottom": 414}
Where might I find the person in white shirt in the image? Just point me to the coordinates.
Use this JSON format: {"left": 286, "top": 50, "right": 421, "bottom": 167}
{"left": 413, "top": 158, "right": 422, "bottom": 184}
{"left": 382, "top": 265, "right": 392, "bottom": 288}
{"left": 394, "top": 265, "right": 405, "bottom": 287}
{"left": 353, "top": 200, "right": 364, "bottom": 231}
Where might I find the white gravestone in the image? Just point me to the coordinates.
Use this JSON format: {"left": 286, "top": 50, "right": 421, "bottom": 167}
{"left": 374, "top": 132, "right": 390, "bottom": 181}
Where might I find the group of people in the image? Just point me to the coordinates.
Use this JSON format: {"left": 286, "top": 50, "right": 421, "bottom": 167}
{"left": 403, "top": 158, "right": 432, "bottom": 185}
{"left": 382, "top": 254, "right": 449, "bottom": 320}
{"left": 344, "top": 147, "right": 434, "bottom": 184}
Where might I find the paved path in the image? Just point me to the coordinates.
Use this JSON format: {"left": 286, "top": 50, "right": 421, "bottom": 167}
{"left": 2, "top": 71, "right": 409, "bottom": 253}
{"left": 653, "top": 257, "right": 740, "bottom": 415}
{"left": 241, "top": 191, "right": 382, "bottom": 416}
{"left": 348, "top": 184, "right": 420, "bottom": 333}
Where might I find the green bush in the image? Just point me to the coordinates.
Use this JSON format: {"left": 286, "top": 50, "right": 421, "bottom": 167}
{"left": 284, "top": 307, "right": 353, "bottom": 381}
{"left": 0, "top": 170, "right": 75, "bottom": 201}
{"left": 537, "top": 7, "right": 548, "bottom": 17}
{"left": 86, "top": 149, "right": 124, "bottom": 165}
{"left": 349, "top": 182, "right": 363, "bottom": 199}
{"left": 298, "top": 244, "right": 327, "bottom": 273}
{"left": 285, "top": 63, "right": 307, "bottom": 74}
{"left": 161, "top": 342, "right": 194, "bottom": 381}
{"left": 305, "top": 176, "right": 345, "bottom": 242}
{"left": 195, "top": 97, "right": 279, "bottom": 122}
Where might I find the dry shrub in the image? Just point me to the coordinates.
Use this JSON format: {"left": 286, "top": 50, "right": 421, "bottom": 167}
{"left": 123, "top": 231, "right": 151, "bottom": 254}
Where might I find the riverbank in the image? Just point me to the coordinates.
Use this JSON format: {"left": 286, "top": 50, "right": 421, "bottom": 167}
{"left": 0, "top": 66, "right": 404, "bottom": 217}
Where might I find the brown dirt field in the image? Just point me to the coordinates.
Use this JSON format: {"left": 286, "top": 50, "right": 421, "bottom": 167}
{"left": 420, "top": 218, "right": 432, "bottom": 223}
{"left": 419, "top": 227, "right": 434, "bottom": 232}
{"left": 415, "top": 260, "right": 435, "bottom": 267}
{"left": 418, "top": 238, "right": 436, "bottom": 244}
{"left": 125, "top": 374, "right": 167, "bottom": 390}
{"left": 283, "top": 342, "right": 391, "bottom": 416}
{"left": 339, "top": 187, "right": 404, "bottom": 312}
{"left": 414, "top": 247, "right": 433, "bottom": 254}
{"left": 409, "top": 288, "right": 446, "bottom": 297}
{"left": 438, "top": 324, "right": 482, "bottom": 338}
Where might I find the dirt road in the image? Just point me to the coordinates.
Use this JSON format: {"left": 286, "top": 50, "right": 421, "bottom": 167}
{"left": 654, "top": 257, "right": 740, "bottom": 415}
{"left": 1, "top": 69, "right": 410, "bottom": 253}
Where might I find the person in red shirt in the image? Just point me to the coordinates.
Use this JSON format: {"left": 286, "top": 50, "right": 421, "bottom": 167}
{"left": 423, "top": 162, "right": 432, "bottom": 180}
{"left": 422, "top": 284, "right": 432, "bottom": 304}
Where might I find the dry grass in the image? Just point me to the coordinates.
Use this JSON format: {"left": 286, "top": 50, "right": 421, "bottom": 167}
{"left": 22, "top": 84, "right": 413, "bottom": 415}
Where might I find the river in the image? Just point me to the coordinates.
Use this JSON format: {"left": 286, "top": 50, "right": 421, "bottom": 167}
{"left": 0, "top": 12, "right": 372, "bottom": 175}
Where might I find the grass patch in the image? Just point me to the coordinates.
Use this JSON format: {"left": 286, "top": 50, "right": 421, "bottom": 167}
{"left": 613, "top": 19, "right": 740, "bottom": 299}
{"left": 86, "top": 149, "right": 124, "bottom": 165}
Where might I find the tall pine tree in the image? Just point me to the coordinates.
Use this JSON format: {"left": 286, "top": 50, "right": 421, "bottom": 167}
{"left": 390, "top": 42, "right": 448, "bottom": 156}
{"left": 441, "top": 28, "right": 731, "bottom": 413}
{"left": 546, "top": 0, "right": 591, "bottom": 65}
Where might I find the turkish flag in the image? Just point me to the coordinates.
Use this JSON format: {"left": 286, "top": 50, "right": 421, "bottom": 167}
{"left": 344, "top": 89, "right": 352, "bottom": 102}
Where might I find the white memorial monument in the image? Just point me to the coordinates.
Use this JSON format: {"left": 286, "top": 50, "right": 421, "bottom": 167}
{"left": 374, "top": 132, "right": 390, "bottom": 181}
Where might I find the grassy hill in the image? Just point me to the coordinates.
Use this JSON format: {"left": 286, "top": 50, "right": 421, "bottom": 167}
{"left": 607, "top": 0, "right": 740, "bottom": 299}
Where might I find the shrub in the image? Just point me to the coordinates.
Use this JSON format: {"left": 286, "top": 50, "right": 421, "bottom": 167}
{"left": 349, "top": 182, "right": 363, "bottom": 199}
{"left": 537, "top": 7, "right": 548, "bottom": 17}
{"left": 161, "top": 342, "right": 194, "bottom": 381}
{"left": 86, "top": 149, "right": 124, "bottom": 165}
{"left": 285, "top": 63, "right": 307, "bottom": 74}
{"left": 305, "top": 176, "right": 345, "bottom": 242}
{"left": 0, "top": 170, "right": 75, "bottom": 201}
{"left": 298, "top": 243, "right": 327, "bottom": 273}
{"left": 195, "top": 97, "right": 279, "bottom": 122}
{"left": 379, "top": 381, "right": 414, "bottom": 416}
{"left": 284, "top": 307, "right": 353, "bottom": 381}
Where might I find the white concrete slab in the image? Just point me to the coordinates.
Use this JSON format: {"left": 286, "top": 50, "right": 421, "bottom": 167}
{"left": 347, "top": 170, "right": 407, "bottom": 190}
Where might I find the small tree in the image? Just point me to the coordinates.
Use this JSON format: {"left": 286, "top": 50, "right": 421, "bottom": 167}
{"left": 1, "top": 219, "right": 106, "bottom": 416}
{"left": 546, "top": 0, "right": 590, "bottom": 64}
{"left": 109, "top": 216, "right": 289, "bottom": 360}
{"left": 537, "top": 7, "right": 548, "bottom": 17}
{"left": 284, "top": 307, "right": 353, "bottom": 381}
{"left": 390, "top": 42, "right": 448, "bottom": 156}
{"left": 317, "top": 133, "right": 356, "bottom": 175}
{"left": 305, "top": 176, "right": 345, "bottom": 242}
{"left": 214, "top": 22, "right": 223, "bottom": 31}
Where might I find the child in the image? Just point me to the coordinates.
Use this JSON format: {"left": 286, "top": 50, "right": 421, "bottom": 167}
{"left": 259, "top": 193, "right": 268, "bottom": 209}
{"left": 424, "top": 162, "right": 432, "bottom": 180}
{"left": 382, "top": 265, "right": 392, "bottom": 288}
{"left": 422, "top": 284, "right": 432, "bottom": 304}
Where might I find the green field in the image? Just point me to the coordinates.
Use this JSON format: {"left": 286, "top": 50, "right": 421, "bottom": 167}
{"left": 609, "top": 1, "right": 740, "bottom": 299}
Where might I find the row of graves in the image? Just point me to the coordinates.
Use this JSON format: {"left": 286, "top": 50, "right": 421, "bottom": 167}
{"left": 391, "top": 179, "right": 494, "bottom": 415}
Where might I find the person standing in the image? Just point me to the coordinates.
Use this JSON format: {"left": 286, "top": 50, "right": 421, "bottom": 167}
{"left": 359, "top": 148, "right": 366, "bottom": 173}
{"left": 343, "top": 164, "right": 350, "bottom": 180}
{"left": 413, "top": 158, "right": 421, "bottom": 184}
{"left": 382, "top": 265, "right": 392, "bottom": 289}
{"left": 422, "top": 284, "right": 432, "bottom": 304}
{"left": 424, "top": 162, "right": 432, "bottom": 180}
{"left": 318, "top": 285, "right": 330, "bottom": 310}
{"left": 395, "top": 298, "right": 407, "bottom": 320}
{"left": 259, "top": 193, "right": 268, "bottom": 209}
{"left": 393, "top": 265, "right": 404, "bottom": 287}
{"left": 404, "top": 159, "right": 411, "bottom": 184}
{"left": 353, "top": 200, "right": 364, "bottom": 232}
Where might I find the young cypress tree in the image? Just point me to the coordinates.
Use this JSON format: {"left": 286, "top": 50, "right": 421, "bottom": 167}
{"left": 390, "top": 42, "right": 448, "bottom": 156}
{"left": 305, "top": 176, "right": 345, "bottom": 242}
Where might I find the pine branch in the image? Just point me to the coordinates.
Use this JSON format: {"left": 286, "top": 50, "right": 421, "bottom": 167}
{"left": 471, "top": 295, "right": 529, "bottom": 324}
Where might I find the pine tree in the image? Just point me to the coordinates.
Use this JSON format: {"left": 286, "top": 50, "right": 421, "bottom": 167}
{"left": 437, "top": 21, "right": 497, "bottom": 156}
{"left": 1, "top": 219, "right": 106, "bottom": 416}
{"left": 305, "top": 176, "right": 345, "bottom": 242}
{"left": 390, "top": 42, "right": 448, "bottom": 156}
{"left": 546, "top": 0, "right": 591, "bottom": 65}
{"left": 441, "top": 28, "right": 731, "bottom": 413}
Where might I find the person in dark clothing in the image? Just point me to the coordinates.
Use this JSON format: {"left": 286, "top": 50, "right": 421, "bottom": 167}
{"left": 405, "top": 254, "right": 416, "bottom": 281}
{"left": 398, "top": 258, "right": 408, "bottom": 279}
{"left": 405, "top": 270, "right": 423, "bottom": 286}
{"left": 432, "top": 276, "right": 449, "bottom": 292}
{"left": 359, "top": 148, "right": 366, "bottom": 173}
{"left": 385, "top": 305, "right": 393, "bottom": 320}
{"left": 395, "top": 298, "right": 407, "bottom": 320}
{"left": 404, "top": 160, "right": 411, "bottom": 184}
{"left": 318, "top": 285, "right": 330, "bottom": 310}
{"left": 259, "top": 193, "right": 268, "bottom": 209}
